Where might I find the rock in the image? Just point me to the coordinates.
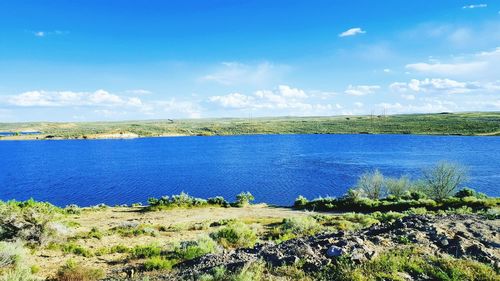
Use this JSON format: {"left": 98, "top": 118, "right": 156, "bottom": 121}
{"left": 326, "top": 246, "right": 343, "bottom": 257}
{"left": 439, "top": 238, "right": 449, "bottom": 247}
{"left": 350, "top": 248, "right": 366, "bottom": 262}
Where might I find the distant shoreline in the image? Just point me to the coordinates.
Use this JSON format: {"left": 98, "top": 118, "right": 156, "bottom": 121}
{"left": 1, "top": 112, "right": 499, "bottom": 140}
{"left": 1, "top": 131, "right": 499, "bottom": 141}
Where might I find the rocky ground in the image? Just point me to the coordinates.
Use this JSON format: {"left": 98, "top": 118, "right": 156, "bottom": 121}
{"left": 121, "top": 214, "right": 499, "bottom": 280}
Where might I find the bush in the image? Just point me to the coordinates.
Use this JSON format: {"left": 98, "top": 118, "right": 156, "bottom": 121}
{"left": 235, "top": 192, "right": 255, "bottom": 207}
{"left": 0, "top": 199, "right": 61, "bottom": 245}
{"left": 207, "top": 196, "right": 230, "bottom": 207}
{"left": 455, "top": 188, "right": 486, "bottom": 199}
{"left": 355, "top": 170, "right": 385, "bottom": 200}
{"left": 402, "top": 190, "right": 427, "bottom": 200}
{"left": 0, "top": 242, "right": 26, "bottom": 269}
{"left": 293, "top": 196, "right": 309, "bottom": 209}
{"left": 423, "top": 162, "right": 468, "bottom": 201}
{"left": 64, "top": 204, "right": 81, "bottom": 215}
{"left": 210, "top": 221, "right": 257, "bottom": 248}
{"left": 61, "top": 243, "right": 93, "bottom": 258}
{"left": 281, "top": 216, "right": 321, "bottom": 236}
{"left": 271, "top": 216, "right": 321, "bottom": 242}
{"left": 130, "top": 244, "right": 162, "bottom": 259}
{"left": 56, "top": 260, "right": 105, "bottom": 281}
{"left": 147, "top": 193, "right": 232, "bottom": 210}
{"left": 173, "top": 235, "right": 218, "bottom": 260}
{"left": 143, "top": 257, "right": 178, "bottom": 271}
{"left": 385, "top": 176, "right": 411, "bottom": 199}
{"left": 343, "top": 188, "right": 364, "bottom": 202}
{"left": 0, "top": 266, "right": 37, "bottom": 281}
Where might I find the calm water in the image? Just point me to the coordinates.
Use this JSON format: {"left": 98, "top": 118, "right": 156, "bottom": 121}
{"left": 0, "top": 134, "right": 499, "bottom": 206}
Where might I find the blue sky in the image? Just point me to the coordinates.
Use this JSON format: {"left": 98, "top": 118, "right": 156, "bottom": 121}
{"left": 0, "top": 0, "right": 499, "bottom": 121}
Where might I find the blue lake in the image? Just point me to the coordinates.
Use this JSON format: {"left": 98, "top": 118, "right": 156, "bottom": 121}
{"left": 0, "top": 134, "right": 499, "bottom": 206}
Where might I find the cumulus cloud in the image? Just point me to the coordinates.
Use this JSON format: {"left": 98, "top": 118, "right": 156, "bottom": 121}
{"left": 208, "top": 85, "right": 340, "bottom": 116}
{"left": 389, "top": 78, "right": 500, "bottom": 95}
{"left": 344, "top": 85, "right": 380, "bottom": 96}
{"left": 209, "top": 93, "right": 254, "bottom": 109}
{"left": 339, "top": 27, "right": 366, "bottom": 37}
{"left": 462, "top": 4, "right": 487, "bottom": 9}
{"left": 8, "top": 90, "right": 141, "bottom": 107}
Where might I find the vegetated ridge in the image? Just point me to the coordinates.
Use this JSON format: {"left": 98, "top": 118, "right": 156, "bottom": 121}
{"left": 1, "top": 112, "right": 499, "bottom": 140}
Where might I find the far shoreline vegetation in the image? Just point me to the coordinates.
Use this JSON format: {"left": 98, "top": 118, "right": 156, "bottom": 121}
{"left": 1, "top": 162, "right": 499, "bottom": 280}
{"left": 1, "top": 112, "right": 500, "bottom": 140}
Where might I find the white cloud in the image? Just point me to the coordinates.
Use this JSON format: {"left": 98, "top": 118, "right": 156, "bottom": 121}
{"left": 32, "top": 30, "right": 67, "bottom": 37}
{"left": 339, "top": 27, "right": 366, "bottom": 37}
{"left": 383, "top": 69, "right": 391, "bottom": 73}
{"left": 405, "top": 62, "right": 487, "bottom": 76}
{"left": 405, "top": 47, "right": 500, "bottom": 78}
{"left": 8, "top": 89, "right": 144, "bottom": 108}
{"left": 462, "top": 4, "right": 487, "bottom": 9}
{"left": 208, "top": 85, "right": 339, "bottom": 116}
{"left": 209, "top": 93, "right": 254, "bottom": 109}
{"left": 344, "top": 85, "right": 380, "bottom": 96}
{"left": 201, "top": 62, "right": 288, "bottom": 86}
{"left": 390, "top": 78, "right": 500, "bottom": 95}
{"left": 277, "top": 85, "right": 307, "bottom": 98}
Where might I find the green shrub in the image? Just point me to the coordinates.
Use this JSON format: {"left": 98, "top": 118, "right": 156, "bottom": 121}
{"left": 210, "top": 218, "right": 237, "bottom": 227}
{"left": 143, "top": 257, "right": 178, "bottom": 271}
{"left": 423, "top": 162, "right": 468, "bottom": 201}
{"left": 146, "top": 192, "right": 210, "bottom": 210}
{"left": 235, "top": 192, "right": 255, "bottom": 207}
{"left": 64, "top": 204, "right": 81, "bottom": 215}
{"left": 402, "top": 190, "right": 428, "bottom": 200}
{"left": 343, "top": 188, "right": 364, "bottom": 202}
{"left": 111, "top": 223, "right": 157, "bottom": 237}
{"left": 324, "top": 248, "right": 500, "bottom": 281}
{"left": 86, "top": 227, "right": 103, "bottom": 239}
{"left": 275, "top": 216, "right": 321, "bottom": 241}
{"left": 56, "top": 259, "right": 105, "bottom": 281}
{"left": 0, "top": 266, "right": 37, "bottom": 281}
{"left": 385, "top": 176, "right": 411, "bottom": 199}
{"left": 0, "top": 242, "right": 26, "bottom": 268}
{"left": 293, "top": 195, "right": 309, "bottom": 209}
{"left": 173, "top": 236, "right": 218, "bottom": 260}
{"left": 61, "top": 243, "right": 93, "bottom": 257}
{"left": 0, "top": 199, "right": 62, "bottom": 245}
{"left": 455, "top": 188, "right": 486, "bottom": 199}
{"left": 210, "top": 221, "right": 257, "bottom": 248}
{"left": 130, "top": 244, "right": 162, "bottom": 259}
{"left": 356, "top": 169, "right": 385, "bottom": 200}
{"left": 207, "top": 196, "right": 230, "bottom": 207}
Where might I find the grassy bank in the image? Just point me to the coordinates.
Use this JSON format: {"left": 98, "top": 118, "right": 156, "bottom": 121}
{"left": 0, "top": 194, "right": 498, "bottom": 280}
{"left": 1, "top": 112, "right": 499, "bottom": 140}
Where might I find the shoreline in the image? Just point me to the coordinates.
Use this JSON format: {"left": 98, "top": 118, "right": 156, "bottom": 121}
{"left": 1, "top": 112, "right": 499, "bottom": 141}
{"left": 0, "top": 131, "right": 498, "bottom": 141}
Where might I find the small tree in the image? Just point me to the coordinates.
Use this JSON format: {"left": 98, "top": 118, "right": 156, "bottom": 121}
{"left": 423, "top": 162, "right": 468, "bottom": 201}
{"left": 385, "top": 175, "right": 411, "bottom": 199}
{"left": 355, "top": 169, "right": 385, "bottom": 200}
{"left": 235, "top": 192, "right": 255, "bottom": 207}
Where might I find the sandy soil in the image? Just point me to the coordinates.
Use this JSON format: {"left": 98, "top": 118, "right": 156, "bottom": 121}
{"left": 32, "top": 204, "right": 316, "bottom": 279}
